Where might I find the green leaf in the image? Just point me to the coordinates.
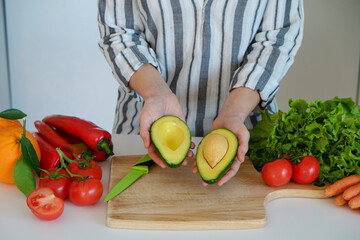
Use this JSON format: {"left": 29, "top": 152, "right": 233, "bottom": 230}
{"left": 21, "top": 135, "right": 41, "bottom": 177}
{"left": 289, "top": 98, "right": 308, "bottom": 115}
{"left": 13, "top": 155, "right": 36, "bottom": 196}
{"left": 0, "top": 108, "right": 27, "bottom": 120}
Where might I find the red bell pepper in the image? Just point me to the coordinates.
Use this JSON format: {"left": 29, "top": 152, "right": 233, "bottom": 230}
{"left": 33, "top": 132, "right": 73, "bottom": 170}
{"left": 89, "top": 140, "right": 114, "bottom": 162}
{"left": 42, "top": 115, "right": 114, "bottom": 157}
{"left": 34, "top": 120, "right": 92, "bottom": 158}
{"left": 55, "top": 127, "right": 112, "bottom": 162}
{"left": 54, "top": 128, "right": 83, "bottom": 144}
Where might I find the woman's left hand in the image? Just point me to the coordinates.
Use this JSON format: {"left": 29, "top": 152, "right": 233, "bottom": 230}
{"left": 192, "top": 115, "right": 250, "bottom": 186}
{"left": 192, "top": 87, "right": 260, "bottom": 186}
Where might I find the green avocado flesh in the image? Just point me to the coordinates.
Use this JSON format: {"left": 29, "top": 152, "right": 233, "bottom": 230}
{"left": 150, "top": 116, "right": 191, "bottom": 168}
{"left": 196, "top": 128, "right": 238, "bottom": 184}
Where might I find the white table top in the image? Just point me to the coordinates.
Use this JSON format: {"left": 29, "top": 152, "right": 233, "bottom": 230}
{"left": 0, "top": 134, "right": 358, "bottom": 239}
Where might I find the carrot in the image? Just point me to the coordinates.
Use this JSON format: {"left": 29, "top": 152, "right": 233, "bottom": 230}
{"left": 325, "top": 174, "right": 360, "bottom": 197}
{"left": 348, "top": 194, "right": 360, "bottom": 209}
{"left": 334, "top": 194, "right": 348, "bottom": 206}
{"left": 343, "top": 182, "right": 360, "bottom": 200}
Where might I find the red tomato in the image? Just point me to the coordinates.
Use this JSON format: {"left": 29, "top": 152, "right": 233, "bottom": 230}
{"left": 26, "top": 188, "right": 64, "bottom": 221}
{"left": 292, "top": 155, "right": 320, "bottom": 184}
{"left": 39, "top": 168, "right": 71, "bottom": 199}
{"left": 68, "top": 178, "right": 103, "bottom": 206}
{"left": 261, "top": 159, "right": 293, "bottom": 187}
{"left": 67, "top": 159, "right": 102, "bottom": 181}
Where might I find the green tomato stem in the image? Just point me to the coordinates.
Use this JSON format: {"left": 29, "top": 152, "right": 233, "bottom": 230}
{"left": 56, "top": 148, "right": 85, "bottom": 180}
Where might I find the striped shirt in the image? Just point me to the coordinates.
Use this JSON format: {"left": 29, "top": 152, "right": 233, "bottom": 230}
{"left": 98, "top": 0, "right": 304, "bottom": 137}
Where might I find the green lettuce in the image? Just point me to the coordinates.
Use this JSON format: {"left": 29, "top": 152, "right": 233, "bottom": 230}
{"left": 247, "top": 97, "right": 360, "bottom": 185}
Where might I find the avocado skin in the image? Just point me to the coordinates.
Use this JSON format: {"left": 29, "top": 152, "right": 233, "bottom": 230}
{"left": 153, "top": 143, "right": 187, "bottom": 168}
{"left": 201, "top": 157, "right": 235, "bottom": 184}
{"left": 150, "top": 115, "right": 191, "bottom": 168}
{"left": 196, "top": 128, "right": 238, "bottom": 184}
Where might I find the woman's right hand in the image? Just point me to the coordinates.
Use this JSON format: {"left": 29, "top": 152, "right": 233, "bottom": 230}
{"left": 129, "top": 64, "right": 193, "bottom": 168}
{"left": 140, "top": 92, "right": 193, "bottom": 168}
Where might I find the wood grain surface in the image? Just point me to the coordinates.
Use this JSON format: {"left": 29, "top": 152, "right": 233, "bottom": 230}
{"left": 106, "top": 155, "right": 328, "bottom": 230}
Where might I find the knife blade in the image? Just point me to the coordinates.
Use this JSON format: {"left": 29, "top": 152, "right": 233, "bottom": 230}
{"left": 104, "top": 154, "right": 154, "bottom": 202}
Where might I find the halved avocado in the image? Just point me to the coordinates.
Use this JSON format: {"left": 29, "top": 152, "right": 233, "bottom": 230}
{"left": 196, "top": 128, "right": 238, "bottom": 184}
{"left": 150, "top": 116, "right": 191, "bottom": 168}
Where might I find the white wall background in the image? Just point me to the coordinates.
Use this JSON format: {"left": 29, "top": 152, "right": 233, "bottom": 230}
{"left": 276, "top": 0, "right": 360, "bottom": 111}
{"left": 1, "top": 0, "right": 360, "bottom": 132}
{"left": 0, "top": 0, "right": 10, "bottom": 110}
{"left": 3, "top": 0, "right": 118, "bottom": 132}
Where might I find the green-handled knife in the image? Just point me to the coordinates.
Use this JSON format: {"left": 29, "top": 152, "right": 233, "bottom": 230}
{"left": 104, "top": 154, "right": 154, "bottom": 202}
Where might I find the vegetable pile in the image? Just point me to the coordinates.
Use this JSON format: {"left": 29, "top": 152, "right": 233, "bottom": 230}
{"left": 27, "top": 148, "right": 104, "bottom": 220}
{"left": 248, "top": 97, "right": 360, "bottom": 186}
{"left": 35, "top": 114, "right": 114, "bottom": 165}
{"left": 0, "top": 109, "right": 114, "bottom": 221}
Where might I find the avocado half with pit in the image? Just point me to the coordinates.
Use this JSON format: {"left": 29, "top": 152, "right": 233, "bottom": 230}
{"left": 196, "top": 128, "right": 238, "bottom": 184}
{"left": 150, "top": 116, "right": 191, "bottom": 168}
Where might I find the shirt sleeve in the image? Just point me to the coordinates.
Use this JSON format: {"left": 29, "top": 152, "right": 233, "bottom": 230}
{"left": 230, "top": 0, "right": 304, "bottom": 110}
{"left": 97, "top": 0, "right": 160, "bottom": 101}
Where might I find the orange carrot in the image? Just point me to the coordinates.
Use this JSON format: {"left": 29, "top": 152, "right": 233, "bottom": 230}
{"left": 325, "top": 174, "right": 360, "bottom": 197}
{"left": 334, "top": 194, "right": 348, "bottom": 206}
{"left": 348, "top": 194, "right": 360, "bottom": 209}
{"left": 343, "top": 182, "right": 360, "bottom": 200}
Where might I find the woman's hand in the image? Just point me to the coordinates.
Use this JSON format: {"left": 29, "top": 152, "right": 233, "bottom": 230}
{"left": 193, "top": 87, "right": 260, "bottom": 186}
{"left": 192, "top": 116, "right": 249, "bottom": 186}
{"left": 140, "top": 92, "right": 193, "bottom": 168}
{"left": 129, "top": 64, "right": 194, "bottom": 168}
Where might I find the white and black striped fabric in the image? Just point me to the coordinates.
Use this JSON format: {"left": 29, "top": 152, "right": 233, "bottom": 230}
{"left": 98, "top": 0, "right": 304, "bottom": 137}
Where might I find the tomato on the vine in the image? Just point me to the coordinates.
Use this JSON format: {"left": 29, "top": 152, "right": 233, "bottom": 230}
{"left": 292, "top": 155, "right": 320, "bottom": 184}
{"left": 261, "top": 159, "right": 292, "bottom": 187}
{"left": 68, "top": 178, "right": 103, "bottom": 206}
{"left": 39, "top": 168, "right": 70, "bottom": 199}
{"left": 67, "top": 159, "right": 102, "bottom": 181}
{"left": 26, "top": 187, "right": 64, "bottom": 221}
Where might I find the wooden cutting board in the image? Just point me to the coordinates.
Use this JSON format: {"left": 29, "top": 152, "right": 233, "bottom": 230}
{"left": 106, "top": 155, "right": 328, "bottom": 230}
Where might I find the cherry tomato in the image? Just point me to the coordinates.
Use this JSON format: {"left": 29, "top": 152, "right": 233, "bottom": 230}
{"left": 68, "top": 178, "right": 103, "bottom": 206}
{"left": 67, "top": 159, "right": 102, "bottom": 181}
{"left": 26, "top": 187, "right": 64, "bottom": 221}
{"left": 39, "top": 168, "right": 71, "bottom": 199}
{"left": 292, "top": 155, "right": 320, "bottom": 184}
{"left": 261, "top": 159, "right": 292, "bottom": 187}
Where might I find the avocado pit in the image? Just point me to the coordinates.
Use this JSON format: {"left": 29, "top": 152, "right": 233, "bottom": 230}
{"left": 202, "top": 133, "right": 229, "bottom": 168}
